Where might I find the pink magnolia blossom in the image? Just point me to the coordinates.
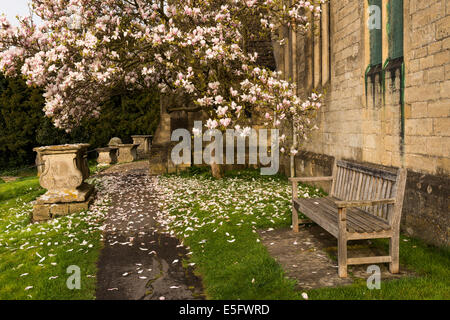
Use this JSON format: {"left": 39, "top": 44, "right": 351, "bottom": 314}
{"left": 0, "top": 0, "right": 325, "bottom": 155}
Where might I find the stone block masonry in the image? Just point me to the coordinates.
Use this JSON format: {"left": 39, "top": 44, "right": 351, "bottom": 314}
{"left": 275, "top": 0, "right": 449, "bottom": 246}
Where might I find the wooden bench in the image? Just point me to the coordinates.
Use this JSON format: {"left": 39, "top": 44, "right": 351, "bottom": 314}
{"left": 290, "top": 159, "right": 407, "bottom": 278}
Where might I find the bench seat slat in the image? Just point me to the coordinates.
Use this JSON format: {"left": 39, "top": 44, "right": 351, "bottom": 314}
{"left": 293, "top": 197, "right": 391, "bottom": 234}
{"left": 321, "top": 197, "right": 388, "bottom": 232}
{"left": 294, "top": 199, "right": 339, "bottom": 237}
{"left": 348, "top": 207, "right": 392, "bottom": 231}
{"left": 324, "top": 196, "right": 392, "bottom": 231}
{"left": 318, "top": 197, "right": 374, "bottom": 233}
{"left": 319, "top": 197, "right": 388, "bottom": 233}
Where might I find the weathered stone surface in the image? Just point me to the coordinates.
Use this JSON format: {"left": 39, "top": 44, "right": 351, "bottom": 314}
{"left": 33, "top": 192, "right": 95, "bottom": 221}
{"left": 132, "top": 135, "right": 153, "bottom": 159}
{"left": 49, "top": 203, "right": 69, "bottom": 216}
{"left": 35, "top": 150, "right": 44, "bottom": 176}
{"left": 36, "top": 183, "right": 94, "bottom": 204}
{"left": 33, "top": 204, "right": 51, "bottom": 221}
{"left": 148, "top": 146, "right": 169, "bottom": 175}
{"left": 402, "top": 170, "right": 450, "bottom": 246}
{"left": 108, "top": 137, "right": 123, "bottom": 146}
{"left": 34, "top": 144, "right": 90, "bottom": 191}
{"left": 69, "top": 194, "right": 95, "bottom": 214}
{"left": 33, "top": 144, "right": 95, "bottom": 221}
{"left": 97, "top": 147, "right": 118, "bottom": 166}
{"left": 95, "top": 163, "right": 204, "bottom": 300}
{"left": 112, "top": 144, "right": 139, "bottom": 163}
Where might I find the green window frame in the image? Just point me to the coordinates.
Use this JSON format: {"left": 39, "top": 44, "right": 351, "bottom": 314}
{"left": 368, "top": 0, "right": 383, "bottom": 66}
{"left": 387, "top": 0, "right": 404, "bottom": 59}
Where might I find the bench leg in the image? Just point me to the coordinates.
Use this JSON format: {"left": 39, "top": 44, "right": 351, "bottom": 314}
{"left": 338, "top": 208, "right": 348, "bottom": 278}
{"left": 389, "top": 235, "right": 400, "bottom": 274}
{"left": 292, "top": 204, "right": 299, "bottom": 233}
{"left": 338, "top": 234, "right": 348, "bottom": 278}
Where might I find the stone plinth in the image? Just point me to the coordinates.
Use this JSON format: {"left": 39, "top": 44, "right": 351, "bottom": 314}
{"left": 132, "top": 135, "right": 153, "bottom": 159}
{"left": 32, "top": 144, "right": 94, "bottom": 221}
{"left": 111, "top": 144, "right": 139, "bottom": 163}
{"left": 96, "top": 147, "right": 118, "bottom": 166}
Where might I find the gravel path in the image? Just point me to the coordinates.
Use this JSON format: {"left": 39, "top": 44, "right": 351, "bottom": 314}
{"left": 94, "top": 162, "right": 204, "bottom": 300}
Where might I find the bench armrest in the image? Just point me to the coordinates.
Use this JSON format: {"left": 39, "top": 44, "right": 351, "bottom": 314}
{"left": 289, "top": 176, "right": 333, "bottom": 183}
{"left": 335, "top": 198, "right": 396, "bottom": 209}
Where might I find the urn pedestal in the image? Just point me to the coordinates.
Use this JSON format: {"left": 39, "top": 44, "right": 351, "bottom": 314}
{"left": 131, "top": 135, "right": 153, "bottom": 159}
{"left": 96, "top": 147, "right": 118, "bottom": 166}
{"left": 32, "top": 144, "right": 95, "bottom": 221}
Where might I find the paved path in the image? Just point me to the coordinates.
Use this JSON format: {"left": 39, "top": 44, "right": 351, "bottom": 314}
{"left": 95, "top": 162, "right": 204, "bottom": 300}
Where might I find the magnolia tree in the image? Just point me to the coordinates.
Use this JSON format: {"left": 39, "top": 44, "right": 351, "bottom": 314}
{"left": 0, "top": 0, "right": 324, "bottom": 176}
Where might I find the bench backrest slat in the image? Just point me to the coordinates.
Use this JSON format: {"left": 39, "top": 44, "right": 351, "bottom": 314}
{"left": 331, "top": 160, "right": 404, "bottom": 225}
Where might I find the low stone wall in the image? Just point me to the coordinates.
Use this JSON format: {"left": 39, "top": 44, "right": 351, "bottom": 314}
{"left": 403, "top": 171, "right": 450, "bottom": 246}
{"left": 283, "top": 151, "right": 449, "bottom": 247}
{"left": 280, "top": 151, "right": 335, "bottom": 193}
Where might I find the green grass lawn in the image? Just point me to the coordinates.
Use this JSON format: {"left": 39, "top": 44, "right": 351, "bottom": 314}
{"left": 0, "top": 176, "right": 41, "bottom": 202}
{"left": 0, "top": 174, "right": 108, "bottom": 300}
{"left": 158, "top": 168, "right": 450, "bottom": 300}
{"left": 310, "top": 236, "right": 450, "bottom": 300}
{"left": 157, "top": 168, "right": 324, "bottom": 300}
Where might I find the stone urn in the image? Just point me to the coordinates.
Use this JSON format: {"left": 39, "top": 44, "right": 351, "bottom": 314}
{"left": 32, "top": 144, "right": 95, "bottom": 221}
{"left": 108, "top": 137, "right": 139, "bottom": 163}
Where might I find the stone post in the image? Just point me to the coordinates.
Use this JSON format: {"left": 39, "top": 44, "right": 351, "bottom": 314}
{"left": 32, "top": 144, "right": 95, "bottom": 221}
